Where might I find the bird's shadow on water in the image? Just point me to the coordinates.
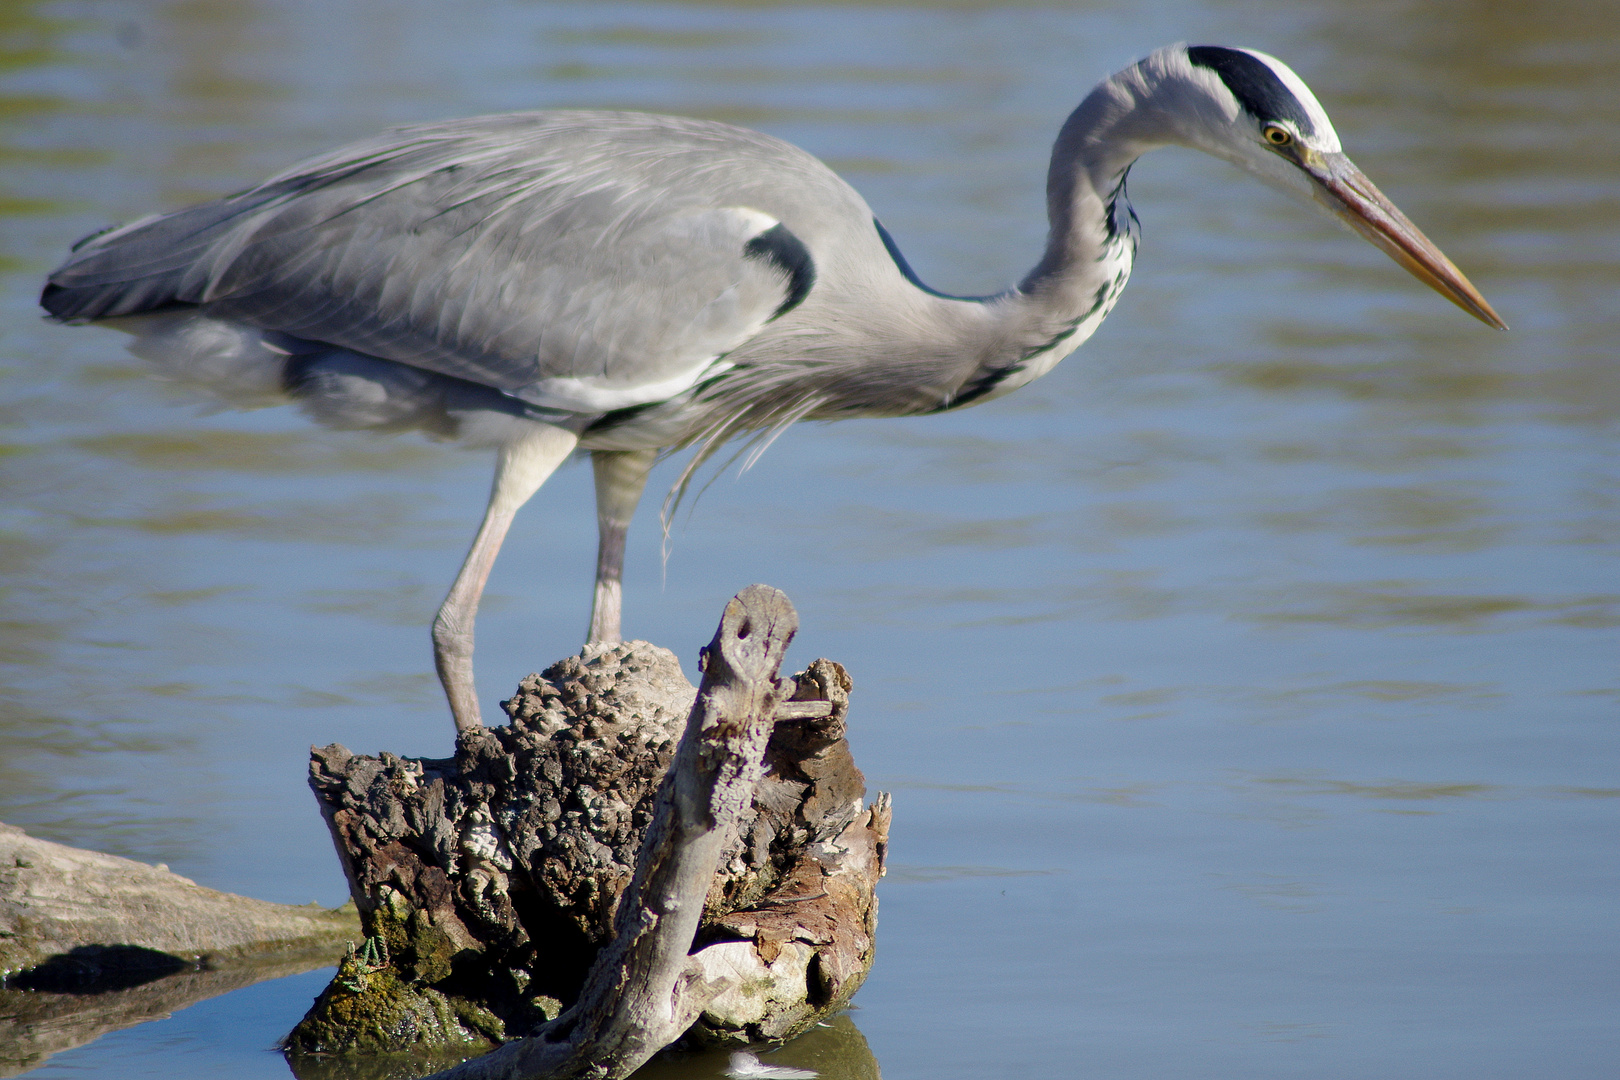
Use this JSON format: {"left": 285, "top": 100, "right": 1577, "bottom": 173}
{"left": 280, "top": 1011, "right": 879, "bottom": 1080}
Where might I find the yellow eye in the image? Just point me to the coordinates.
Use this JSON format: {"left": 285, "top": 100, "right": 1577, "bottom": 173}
{"left": 1263, "top": 125, "right": 1293, "bottom": 146}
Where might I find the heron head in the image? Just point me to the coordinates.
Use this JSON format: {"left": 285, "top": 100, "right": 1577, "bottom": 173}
{"left": 1145, "top": 44, "right": 1506, "bottom": 329}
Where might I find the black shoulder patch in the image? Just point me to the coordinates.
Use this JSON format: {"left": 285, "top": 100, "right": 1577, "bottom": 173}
{"left": 1186, "top": 46, "right": 1316, "bottom": 136}
{"left": 743, "top": 222, "right": 815, "bottom": 320}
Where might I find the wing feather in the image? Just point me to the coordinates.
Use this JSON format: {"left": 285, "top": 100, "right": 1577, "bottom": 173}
{"left": 43, "top": 112, "right": 821, "bottom": 411}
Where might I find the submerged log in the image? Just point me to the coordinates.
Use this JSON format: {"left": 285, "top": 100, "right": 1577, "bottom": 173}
{"left": 0, "top": 821, "right": 358, "bottom": 1076}
{"left": 286, "top": 586, "right": 888, "bottom": 1080}
{"left": 0, "top": 822, "right": 357, "bottom": 980}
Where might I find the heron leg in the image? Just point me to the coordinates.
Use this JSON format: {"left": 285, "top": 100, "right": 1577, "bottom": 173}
{"left": 586, "top": 448, "right": 657, "bottom": 645}
{"left": 434, "top": 423, "right": 580, "bottom": 733}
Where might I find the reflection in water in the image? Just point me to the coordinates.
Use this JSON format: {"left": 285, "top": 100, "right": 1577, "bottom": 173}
{"left": 1245, "top": 584, "right": 1618, "bottom": 630}
{"left": 277, "top": 1011, "right": 879, "bottom": 1080}
{"left": 282, "top": 1045, "right": 485, "bottom": 1080}
{"left": 0, "top": 956, "right": 339, "bottom": 1078}
{"left": 0, "top": 0, "right": 1615, "bottom": 1077}
{"left": 637, "top": 1015, "right": 879, "bottom": 1080}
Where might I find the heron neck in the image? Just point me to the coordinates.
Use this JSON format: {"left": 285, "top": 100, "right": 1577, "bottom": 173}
{"left": 1026, "top": 83, "right": 1153, "bottom": 292}
{"left": 942, "top": 82, "right": 1154, "bottom": 409}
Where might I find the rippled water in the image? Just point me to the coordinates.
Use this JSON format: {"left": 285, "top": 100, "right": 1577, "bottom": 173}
{"left": 2, "top": 1, "right": 1615, "bottom": 1077}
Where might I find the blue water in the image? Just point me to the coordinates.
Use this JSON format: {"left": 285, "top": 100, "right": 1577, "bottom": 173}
{"left": 2, "top": 1, "right": 1615, "bottom": 1077}
{"left": 15, "top": 970, "right": 335, "bottom": 1079}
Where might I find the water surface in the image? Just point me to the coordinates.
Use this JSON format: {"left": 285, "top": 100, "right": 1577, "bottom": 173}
{"left": 1, "top": 1, "right": 1615, "bottom": 1077}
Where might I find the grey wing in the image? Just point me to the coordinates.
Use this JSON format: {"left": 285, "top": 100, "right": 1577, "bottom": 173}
{"left": 42, "top": 112, "right": 818, "bottom": 412}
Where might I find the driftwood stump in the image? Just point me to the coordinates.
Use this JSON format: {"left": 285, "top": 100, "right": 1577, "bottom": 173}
{"left": 286, "top": 587, "right": 888, "bottom": 1079}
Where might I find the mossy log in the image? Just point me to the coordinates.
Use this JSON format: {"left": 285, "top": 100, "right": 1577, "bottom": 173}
{"left": 286, "top": 586, "right": 888, "bottom": 1080}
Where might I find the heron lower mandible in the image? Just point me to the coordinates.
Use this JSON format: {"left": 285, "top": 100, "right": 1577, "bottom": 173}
{"left": 41, "top": 44, "right": 1505, "bottom": 734}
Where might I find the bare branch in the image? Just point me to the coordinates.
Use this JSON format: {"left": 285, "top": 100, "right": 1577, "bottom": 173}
{"left": 427, "top": 585, "right": 799, "bottom": 1080}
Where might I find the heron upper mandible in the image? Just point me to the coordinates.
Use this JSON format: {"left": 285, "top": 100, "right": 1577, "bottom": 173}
{"left": 41, "top": 45, "right": 1505, "bottom": 734}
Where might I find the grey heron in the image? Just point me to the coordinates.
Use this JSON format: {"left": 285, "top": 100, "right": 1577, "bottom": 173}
{"left": 41, "top": 44, "right": 1505, "bottom": 734}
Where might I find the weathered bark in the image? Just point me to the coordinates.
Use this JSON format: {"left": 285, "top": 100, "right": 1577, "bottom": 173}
{"left": 287, "top": 586, "right": 888, "bottom": 1080}
{"left": 0, "top": 821, "right": 359, "bottom": 1076}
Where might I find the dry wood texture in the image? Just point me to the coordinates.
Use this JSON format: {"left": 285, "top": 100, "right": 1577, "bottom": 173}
{"left": 287, "top": 586, "right": 887, "bottom": 1080}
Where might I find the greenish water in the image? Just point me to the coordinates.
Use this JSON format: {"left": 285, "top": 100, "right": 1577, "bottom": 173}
{"left": 1, "top": 1, "right": 1615, "bottom": 1077}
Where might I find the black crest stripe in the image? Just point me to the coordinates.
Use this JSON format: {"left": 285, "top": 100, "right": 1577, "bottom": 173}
{"left": 1186, "top": 46, "right": 1316, "bottom": 136}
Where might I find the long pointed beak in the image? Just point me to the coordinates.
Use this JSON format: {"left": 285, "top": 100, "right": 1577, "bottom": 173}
{"left": 1305, "top": 152, "right": 1507, "bottom": 330}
